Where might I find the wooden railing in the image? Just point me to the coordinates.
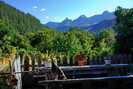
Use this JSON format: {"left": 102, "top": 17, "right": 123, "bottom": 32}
{"left": 38, "top": 76, "right": 133, "bottom": 89}
{"left": 1, "top": 54, "right": 133, "bottom": 89}
{"left": 18, "top": 54, "right": 133, "bottom": 71}
{"left": 58, "top": 54, "right": 133, "bottom": 66}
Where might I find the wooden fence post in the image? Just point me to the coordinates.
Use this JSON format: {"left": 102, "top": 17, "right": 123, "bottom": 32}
{"left": 99, "top": 56, "right": 104, "bottom": 64}
{"left": 123, "top": 54, "right": 128, "bottom": 64}
{"left": 32, "top": 56, "right": 35, "bottom": 71}
{"left": 24, "top": 55, "right": 30, "bottom": 71}
{"left": 117, "top": 55, "right": 121, "bottom": 64}
{"left": 60, "top": 57, "right": 63, "bottom": 66}
{"left": 57, "top": 57, "right": 61, "bottom": 66}
{"left": 63, "top": 56, "right": 67, "bottom": 66}
{"left": 92, "top": 56, "right": 96, "bottom": 65}
{"left": 95, "top": 56, "right": 98, "bottom": 65}
{"left": 89, "top": 56, "right": 93, "bottom": 65}
{"left": 20, "top": 54, "right": 24, "bottom": 71}
{"left": 38, "top": 56, "right": 42, "bottom": 67}
{"left": 120, "top": 54, "right": 124, "bottom": 64}
{"left": 67, "top": 55, "right": 70, "bottom": 66}
{"left": 91, "top": 56, "right": 95, "bottom": 65}
{"left": 86, "top": 56, "right": 89, "bottom": 65}
{"left": 128, "top": 54, "right": 132, "bottom": 64}
{"left": 14, "top": 55, "right": 22, "bottom": 89}
{"left": 97, "top": 56, "right": 100, "bottom": 64}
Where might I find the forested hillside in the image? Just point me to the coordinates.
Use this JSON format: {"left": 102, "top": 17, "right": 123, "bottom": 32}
{"left": 0, "top": 1, "right": 44, "bottom": 33}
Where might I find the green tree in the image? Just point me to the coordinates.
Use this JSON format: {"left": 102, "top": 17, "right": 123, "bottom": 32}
{"left": 30, "top": 29, "right": 57, "bottom": 53}
{"left": 115, "top": 7, "right": 133, "bottom": 54}
{"left": 92, "top": 28, "right": 116, "bottom": 56}
{"left": 73, "top": 30, "right": 95, "bottom": 55}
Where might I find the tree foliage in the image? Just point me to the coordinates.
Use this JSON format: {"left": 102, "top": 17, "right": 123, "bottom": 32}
{"left": 0, "top": 1, "right": 44, "bottom": 34}
{"left": 114, "top": 7, "right": 133, "bottom": 54}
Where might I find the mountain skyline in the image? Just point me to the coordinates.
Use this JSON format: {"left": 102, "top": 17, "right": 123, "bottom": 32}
{"left": 48, "top": 11, "right": 114, "bottom": 23}
{"left": 46, "top": 11, "right": 116, "bottom": 31}
{"left": 3, "top": 0, "right": 133, "bottom": 23}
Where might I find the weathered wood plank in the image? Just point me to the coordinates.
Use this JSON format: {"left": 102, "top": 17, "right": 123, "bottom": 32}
{"left": 59, "top": 64, "right": 129, "bottom": 71}
{"left": 38, "top": 75, "right": 133, "bottom": 84}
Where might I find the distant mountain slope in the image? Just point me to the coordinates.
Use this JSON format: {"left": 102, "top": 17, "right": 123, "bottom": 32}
{"left": 0, "top": 1, "right": 44, "bottom": 33}
{"left": 73, "top": 11, "right": 115, "bottom": 25}
{"left": 46, "top": 22, "right": 60, "bottom": 29}
{"left": 46, "top": 11, "right": 116, "bottom": 32}
{"left": 87, "top": 19, "right": 116, "bottom": 32}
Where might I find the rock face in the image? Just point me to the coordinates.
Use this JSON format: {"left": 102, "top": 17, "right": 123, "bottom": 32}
{"left": 46, "top": 11, "right": 116, "bottom": 32}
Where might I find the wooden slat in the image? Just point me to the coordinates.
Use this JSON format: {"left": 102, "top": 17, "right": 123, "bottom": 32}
{"left": 59, "top": 64, "right": 129, "bottom": 71}
{"left": 38, "top": 75, "right": 133, "bottom": 84}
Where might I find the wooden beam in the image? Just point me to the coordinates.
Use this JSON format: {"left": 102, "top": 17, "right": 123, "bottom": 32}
{"left": 34, "top": 64, "right": 129, "bottom": 72}
{"left": 38, "top": 75, "right": 133, "bottom": 84}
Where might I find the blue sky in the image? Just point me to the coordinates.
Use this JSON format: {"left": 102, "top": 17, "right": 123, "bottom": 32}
{"left": 4, "top": 0, "right": 133, "bottom": 24}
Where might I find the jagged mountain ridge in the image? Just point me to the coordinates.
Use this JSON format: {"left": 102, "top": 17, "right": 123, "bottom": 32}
{"left": 46, "top": 11, "right": 116, "bottom": 31}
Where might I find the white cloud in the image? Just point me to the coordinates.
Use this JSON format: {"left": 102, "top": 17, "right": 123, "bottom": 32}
{"left": 33, "top": 6, "right": 38, "bottom": 9}
{"left": 40, "top": 8, "right": 46, "bottom": 12}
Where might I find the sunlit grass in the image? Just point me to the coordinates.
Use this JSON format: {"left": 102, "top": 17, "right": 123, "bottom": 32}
{"left": 0, "top": 64, "right": 10, "bottom": 73}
